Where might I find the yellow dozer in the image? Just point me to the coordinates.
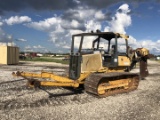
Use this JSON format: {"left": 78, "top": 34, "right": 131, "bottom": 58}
{"left": 13, "top": 31, "right": 150, "bottom": 97}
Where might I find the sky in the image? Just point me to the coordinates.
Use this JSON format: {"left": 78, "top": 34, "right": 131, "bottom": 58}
{"left": 0, "top": 0, "right": 160, "bottom": 54}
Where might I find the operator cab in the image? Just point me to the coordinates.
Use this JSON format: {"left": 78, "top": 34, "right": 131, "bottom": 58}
{"left": 69, "top": 31, "right": 129, "bottom": 79}
{"left": 90, "top": 32, "right": 129, "bottom": 67}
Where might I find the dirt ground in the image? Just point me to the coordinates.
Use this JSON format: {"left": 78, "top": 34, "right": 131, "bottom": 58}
{"left": 0, "top": 60, "right": 160, "bottom": 120}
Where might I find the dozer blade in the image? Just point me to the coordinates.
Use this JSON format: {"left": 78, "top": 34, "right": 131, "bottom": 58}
{"left": 140, "top": 57, "right": 149, "bottom": 79}
{"left": 84, "top": 72, "right": 139, "bottom": 97}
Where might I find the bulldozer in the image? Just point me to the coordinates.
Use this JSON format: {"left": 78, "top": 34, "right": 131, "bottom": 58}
{"left": 12, "top": 31, "right": 150, "bottom": 97}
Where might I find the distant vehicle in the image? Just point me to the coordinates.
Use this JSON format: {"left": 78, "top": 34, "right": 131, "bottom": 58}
{"left": 19, "top": 54, "right": 26, "bottom": 60}
{"left": 37, "top": 53, "right": 43, "bottom": 57}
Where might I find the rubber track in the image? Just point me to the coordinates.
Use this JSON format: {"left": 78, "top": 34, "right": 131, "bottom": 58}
{"left": 84, "top": 72, "right": 139, "bottom": 97}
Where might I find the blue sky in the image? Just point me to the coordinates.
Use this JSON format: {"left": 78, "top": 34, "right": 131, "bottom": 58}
{"left": 0, "top": 0, "right": 160, "bottom": 54}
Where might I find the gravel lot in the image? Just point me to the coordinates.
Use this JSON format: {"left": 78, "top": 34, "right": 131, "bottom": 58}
{"left": 0, "top": 60, "right": 160, "bottom": 120}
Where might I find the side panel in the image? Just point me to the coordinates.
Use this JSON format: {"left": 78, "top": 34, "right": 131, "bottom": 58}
{"left": 7, "top": 46, "right": 12, "bottom": 64}
{"left": 81, "top": 53, "right": 103, "bottom": 73}
{"left": 118, "top": 56, "right": 130, "bottom": 66}
{"left": 7, "top": 46, "right": 19, "bottom": 65}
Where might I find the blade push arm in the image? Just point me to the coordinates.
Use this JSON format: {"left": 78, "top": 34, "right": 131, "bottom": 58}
{"left": 12, "top": 71, "right": 90, "bottom": 88}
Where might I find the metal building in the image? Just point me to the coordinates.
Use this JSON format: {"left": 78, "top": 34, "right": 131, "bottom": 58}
{"left": 0, "top": 46, "right": 19, "bottom": 65}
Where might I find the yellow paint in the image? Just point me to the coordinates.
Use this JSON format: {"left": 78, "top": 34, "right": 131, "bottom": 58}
{"left": 77, "top": 72, "right": 90, "bottom": 82}
{"left": 40, "top": 81, "right": 79, "bottom": 87}
{"left": 118, "top": 56, "right": 131, "bottom": 66}
{"left": 13, "top": 71, "right": 91, "bottom": 88}
{"left": 97, "top": 79, "right": 131, "bottom": 95}
{"left": 15, "top": 71, "right": 73, "bottom": 82}
{"left": 117, "top": 33, "right": 129, "bottom": 40}
{"left": 137, "top": 48, "right": 149, "bottom": 56}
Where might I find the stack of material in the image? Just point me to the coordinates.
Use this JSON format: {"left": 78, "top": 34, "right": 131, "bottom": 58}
{"left": 0, "top": 46, "right": 19, "bottom": 65}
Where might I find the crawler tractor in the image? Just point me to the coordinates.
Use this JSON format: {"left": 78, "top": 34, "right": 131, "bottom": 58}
{"left": 13, "top": 31, "right": 150, "bottom": 97}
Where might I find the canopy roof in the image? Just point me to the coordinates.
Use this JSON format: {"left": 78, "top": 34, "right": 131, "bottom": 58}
{"left": 72, "top": 32, "right": 129, "bottom": 40}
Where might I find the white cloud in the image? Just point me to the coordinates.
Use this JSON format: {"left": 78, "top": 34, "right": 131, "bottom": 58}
{"left": 77, "top": 7, "right": 96, "bottom": 20}
{"left": 33, "top": 45, "right": 45, "bottom": 49}
{"left": 0, "top": 28, "right": 13, "bottom": 42}
{"left": 0, "top": 17, "right": 3, "bottom": 26}
{"left": 25, "top": 49, "right": 33, "bottom": 52}
{"left": 128, "top": 36, "right": 137, "bottom": 46}
{"left": 24, "top": 4, "right": 160, "bottom": 54}
{"left": 0, "top": 42, "right": 7, "bottom": 46}
{"left": 102, "top": 4, "right": 160, "bottom": 55}
{"left": 69, "top": 29, "right": 83, "bottom": 35}
{"left": 104, "top": 26, "right": 110, "bottom": 32}
{"left": 16, "top": 38, "right": 27, "bottom": 42}
{"left": 157, "top": 40, "right": 160, "bottom": 43}
{"left": 25, "top": 45, "right": 31, "bottom": 49}
{"left": 71, "top": 20, "right": 80, "bottom": 28}
{"left": 25, "top": 45, "right": 45, "bottom": 52}
{"left": 63, "top": 45, "right": 70, "bottom": 49}
{"left": 85, "top": 20, "right": 102, "bottom": 32}
{"left": 104, "top": 3, "right": 131, "bottom": 34}
{"left": 127, "top": 37, "right": 160, "bottom": 55}
{"left": 140, "top": 40, "right": 160, "bottom": 55}
{"left": 27, "top": 17, "right": 61, "bottom": 31}
{"left": 24, "top": 45, "right": 33, "bottom": 52}
{"left": 119, "top": 3, "right": 131, "bottom": 13}
{"left": 61, "top": 19, "right": 84, "bottom": 30}
{"left": 140, "top": 40, "right": 158, "bottom": 48}
{"left": 73, "top": 0, "right": 80, "bottom": 4}
{"left": 26, "top": 7, "right": 102, "bottom": 49}
{"left": 95, "top": 10, "right": 105, "bottom": 20}
{"left": 0, "top": 22, "right": 3, "bottom": 26}
{"left": 5, "top": 16, "right": 31, "bottom": 25}
{"left": 25, "top": 5, "right": 135, "bottom": 52}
